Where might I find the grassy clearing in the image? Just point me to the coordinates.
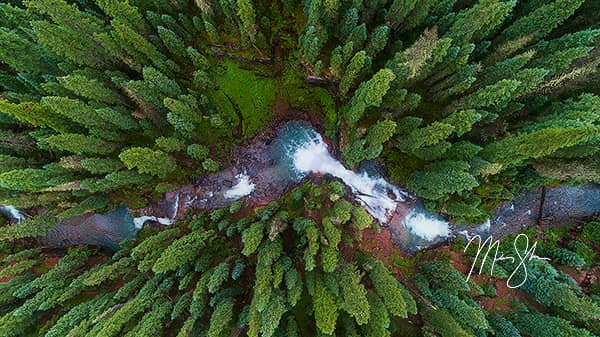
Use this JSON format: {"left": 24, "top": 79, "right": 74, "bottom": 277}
{"left": 214, "top": 60, "right": 277, "bottom": 138}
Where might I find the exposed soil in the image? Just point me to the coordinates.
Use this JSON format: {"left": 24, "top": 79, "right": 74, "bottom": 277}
{"left": 360, "top": 227, "right": 399, "bottom": 265}
{"left": 41, "top": 256, "right": 60, "bottom": 271}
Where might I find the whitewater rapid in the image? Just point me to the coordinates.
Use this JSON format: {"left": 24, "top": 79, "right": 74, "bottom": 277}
{"left": 0, "top": 205, "right": 25, "bottom": 223}
{"left": 224, "top": 173, "right": 255, "bottom": 199}
{"left": 288, "top": 128, "right": 450, "bottom": 241}
{"left": 292, "top": 134, "right": 405, "bottom": 223}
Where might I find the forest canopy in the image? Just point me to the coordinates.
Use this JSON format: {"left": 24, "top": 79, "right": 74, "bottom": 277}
{"left": 0, "top": 0, "right": 599, "bottom": 336}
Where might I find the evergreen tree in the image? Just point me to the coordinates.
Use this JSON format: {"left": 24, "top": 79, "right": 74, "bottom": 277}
{"left": 119, "top": 147, "right": 179, "bottom": 178}
{"left": 43, "top": 133, "right": 118, "bottom": 155}
{"left": 338, "top": 264, "right": 370, "bottom": 325}
{"left": 498, "top": 0, "right": 586, "bottom": 46}
{"left": 339, "top": 50, "right": 368, "bottom": 97}
{"left": 344, "top": 69, "right": 396, "bottom": 124}
{"left": 366, "top": 25, "right": 389, "bottom": 57}
{"left": 237, "top": 0, "right": 257, "bottom": 44}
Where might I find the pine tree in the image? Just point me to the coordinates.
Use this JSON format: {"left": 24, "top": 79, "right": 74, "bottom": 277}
{"left": 43, "top": 133, "right": 118, "bottom": 155}
{"left": 0, "top": 168, "right": 75, "bottom": 192}
{"left": 81, "top": 157, "right": 125, "bottom": 174}
{"left": 41, "top": 96, "right": 108, "bottom": 130}
{"left": 0, "top": 215, "right": 58, "bottom": 241}
{"left": 208, "top": 262, "right": 230, "bottom": 293}
{"left": 242, "top": 222, "right": 265, "bottom": 256}
{"left": 119, "top": 147, "right": 179, "bottom": 178}
{"left": 340, "top": 7, "right": 359, "bottom": 37}
{"left": 386, "top": 0, "right": 418, "bottom": 29}
{"left": 208, "top": 299, "right": 234, "bottom": 337}
{"left": 476, "top": 51, "right": 535, "bottom": 87}
{"left": 237, "top": 0, "right": 257, "bottom": 44}
{"left": 361, "top": 290, "right": 391, "bottom": 337}
{"left": 96, "top": 0, "right": 145, "bottom": 32}
{"left": 338, "top": 264, "right": 370, "bottom": 325}
{"left": 321, "top": 217, "right": 341, "bottom": 272}
{"left": 420, "top": 303, "right": 472, "bottom": 337}
{"left": 367, "top": 260, "right": 409, "bottom": 318}
{"left": 260, "top": 292, "right": 287, "bottom": 337}
{"left": 508, "top": 310, "right": 594, "bottom": 337}
{"left": 157, "top": 26, "right": 187, "bottom": 58}
{"left": 164, "top": 95, "right": 202, "bottom": 137}
{"left": 482, "top": 126, "right": 599, "bottom": 168}
{"left": 125, "top": 299, "right": 172, "bottom": 337}
{"left": 313, "top": 274, "right": 338, "bottom": 334}
{"left": 351, "top": 206, "right": 373, "bottom": 230}
{"left": 344, "top": 68, "right": 396, "bottom": 124}
{"left": 366, "top": 120, "right": 396, "bottom": 146}
{"left": 497, "top": 0, "right": 585, "bottom": 46}
{"left": 152, "top": 230, "right": 213, "bottom": 273}
{"left": 0, "top": 26, "right": 48, "bottom": 75}
{"left": 348, "top": 23, "right": 367, "bottom": 50}
{"left": 57, "top": 74, "right": 123, "bottom": 105}
{"left": 444, "top": 0, "right": 515, "bottom": 44}
{"left": 26, "top": 0, "right": 112, "bottom": 67}
{"left": 366, "top": 25, "right": 389, "bottom": 57}
{"left": 339, "top": 50, "right": 368, "bottom": 97}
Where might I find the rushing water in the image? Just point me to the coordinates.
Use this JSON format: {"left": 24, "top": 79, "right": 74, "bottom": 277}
{"left": 128, "top": 122, "right": 452, "bottom": 248}
{"left": 403, "top": 202, "right": 452, "bottom": 240}
{"left": 272, "top": 123, "right": 410, "bottom": 222}
{"left": 271, "top": 123, "right": 452, "bottom": 245}
{"left": 0, "top": 205, "right": 25, "bottom": 223}
{"left": 223, "top": 173, "right": 256, "bottom": 199}
{"left": 3, "top": 122, "right": 455, "bottom": 250}
{"left": 7, "top": 122, "right": 600, "bottom": 251}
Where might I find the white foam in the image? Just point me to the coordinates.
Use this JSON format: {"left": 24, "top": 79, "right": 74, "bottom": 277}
{"left": 292, "top": 134, "right": 406, "bottom": 224}
{"left": 404, "top": 209, "right": 450, "bottom": 241}
{"left": 172, "top": 193, "right": 180, "bottom": 218}
{"left": 133, "top": 216, "right": 173, "bottom": 229}
{"left": 0, "top": 205, "right": 25, "bottom": 223}
{"left": 224, "top": 173, "right": 255, "bottom": 199}
{"left": 458, "top": 230, "right": 472, "bottom": 240}
{"left": 478, "top": 218, "right": 491, "bottom": 232}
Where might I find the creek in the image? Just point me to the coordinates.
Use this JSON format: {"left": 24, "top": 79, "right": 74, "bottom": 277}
{"left": 2, "top": 122, "right": 600, "bottom": 252}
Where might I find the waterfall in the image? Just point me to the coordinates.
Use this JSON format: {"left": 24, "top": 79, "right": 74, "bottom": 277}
{"left": 0, "top": 205, "right": 25, "bottom": 223}
{"left": 403, "top": 206, "right": 451, "bottom": 240}
{"left": 133, "top": 215, "right": 173, "bottom": 229}
{"left": 224, "top": 172, "right": 256, "bottom": 199}
{"left": 274, "top": 123, "right": 450, "bottom": 241}
{"left": 290, "top": 131, "right": 405, "bottom": 223}
{"left": 132, "top": 194, "right": 179, "bottom": 229}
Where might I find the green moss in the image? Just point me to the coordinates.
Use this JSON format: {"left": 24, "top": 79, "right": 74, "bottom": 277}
{"left": 280, "top": 58, "right": 338, "bottom": 138}
{"left": 213, "top": 60, "right": 277, "bottom": 138}
{"left": 391, "top": 250, "right": 420, "bottom": 277}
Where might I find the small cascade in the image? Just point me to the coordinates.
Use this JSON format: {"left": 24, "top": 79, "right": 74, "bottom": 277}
{"left": 273, "top": 122, "right": 451, "bottom": 244}
{"left": 132, "top": 193, "right": 180, "bottom": 229}
{"left": 404, "top": 206, "right": 452, "bottom": 241}
{"left": 0, "top": 205, "right": 25, "bottom": 223}
{"left": 287, "top": 127, "right": 407, "bottom": 223}
{"left": 223, "top": 173, "right": 256, "bottom": 199}
{"left": 133, "top": 215, "right": 173, "bottom": 229}
{"left": 13, "top": 121, "right": 600, "bottom": 252}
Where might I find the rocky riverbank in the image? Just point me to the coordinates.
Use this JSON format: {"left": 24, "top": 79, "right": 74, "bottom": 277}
{"left": 4, "top": 122, "right": 599, "bottom": 253}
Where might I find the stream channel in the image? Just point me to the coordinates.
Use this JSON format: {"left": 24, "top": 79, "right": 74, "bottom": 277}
{"left": 2, "top": 122, "right": 600, "bottom": 252}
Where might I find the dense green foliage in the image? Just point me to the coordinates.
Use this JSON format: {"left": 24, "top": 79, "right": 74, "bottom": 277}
{"left": 1, "top": 0, "right": 599, "bottom": 336}
{"left": 0, "top": 181, "right": 418, "bottom": 336}
{"left": 0, "top": 0, "right": 598, "bottom": 222}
